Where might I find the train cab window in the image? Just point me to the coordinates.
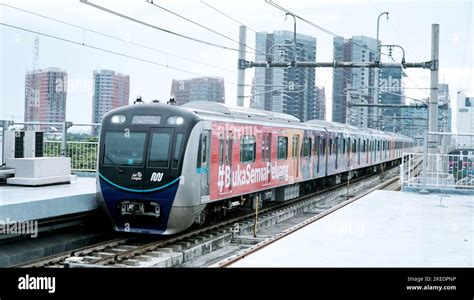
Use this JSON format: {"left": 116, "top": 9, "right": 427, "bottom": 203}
{"left": 149, "top": 132, "right": 172, "bottom": 168}
{"left": 277, "top": 137, "right": 288, "bottom": 160}
{"left": 240, "top": 135, "right": 256, "bottom": 163}
{"left": 302, "top": 137, "right": 311, "bottom": 157}
{"left": 104, "top": 132, "right": 146, "bottom": 166}
{"left": 172, "top": 133, "right": 184, "bottom": 169}
{"left": 292, "top": 135, "right": 299, "bottom": 158}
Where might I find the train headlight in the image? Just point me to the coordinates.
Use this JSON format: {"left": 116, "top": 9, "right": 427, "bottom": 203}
{"left": 167, "top": 116, "right": 184, "bottom": 125}
{"left": 111, "top": 115, "right": 126, "bottom": 124}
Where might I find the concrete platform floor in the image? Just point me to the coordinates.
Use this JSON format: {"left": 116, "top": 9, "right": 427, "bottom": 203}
{"left": 231, "top": 190, "right": 474, "bottom": 267}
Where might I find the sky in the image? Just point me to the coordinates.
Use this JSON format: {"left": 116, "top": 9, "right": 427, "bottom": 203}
{"left": 0, "top": 0, "right": 472, "bottom": 131}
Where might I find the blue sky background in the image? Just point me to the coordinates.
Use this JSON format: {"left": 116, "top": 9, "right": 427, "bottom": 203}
{"left": 1, "top": 0, "right": 472, "bottom": 131}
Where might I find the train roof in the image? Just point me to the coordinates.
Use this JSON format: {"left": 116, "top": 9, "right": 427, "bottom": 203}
{"left": 121, "top": 101, "right": 413, "bottom": 141}
{"left": 182, "top": 101, "right": 300, "bottom": 123}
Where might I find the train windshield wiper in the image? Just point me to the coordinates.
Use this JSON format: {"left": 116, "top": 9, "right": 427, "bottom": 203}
{"left": 104, "top": 152, "right": 124, "bottom": 173}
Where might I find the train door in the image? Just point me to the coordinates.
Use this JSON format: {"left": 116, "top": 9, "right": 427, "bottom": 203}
{"left": 218, "top": 131, "right": 233, "bottom": 195}
{"left": 262, "top": 132, "right": 271, "bottom": 185}
{"left": 199, "top": 129, "right": 211, "bottom": 196}
{"left": 367, "top": 139, "right": 370, "bottom": 164}
{"left": 357, "top": 138, "right": 360, "bottom": 165}
{"left": 292, "top": 135, "right": 300, "bottom": 179}
{"left": 323, "top": 136, "right": 328, "bottom": 176}
{"left": 144, "top": 127, "right": 175, "bottom": 192}
{"left": 314, "top": 135, "right": 320, "bottom": 176}
{"left": 347, "top": 137, "right": 351, "bottom": 169}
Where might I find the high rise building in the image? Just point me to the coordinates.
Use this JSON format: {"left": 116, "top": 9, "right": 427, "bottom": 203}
{"left": 252, "top": 30, "right": 317, "bottom": 121}
{"left": 455, "top": 90, "right": 474, "bottom": 147}
{"left": 333, "top": 36, "right": 405, "bottom": 131}
{"left": 333, "top": 36, "right": 378, "bottom": 126}
{"left": 91, "top": 70, "right": 130, "bottom": 133}
{"left": 438, "top": 83, "right": 451, "bottom": 133}
{"left": 170, "top": 77, "right": 225, "bottom": 105}
{"left": 399, "top": 95, "right": 453, "bottom": 147}
{"left": 24, "top": 67, "right": 67, "bottom": 131}
{"left": 378, "top": 67, "right": 403, "bottom": 131}
{"left": 314, "top": 86, "right": 326, "bottom": 120}
{"left": 399, "top": 104, "right": 427, "bottom": 147}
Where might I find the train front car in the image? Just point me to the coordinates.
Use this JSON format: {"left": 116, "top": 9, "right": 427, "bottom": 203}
{"left": 97, "top": 103, "right": 201, "bottom": 234}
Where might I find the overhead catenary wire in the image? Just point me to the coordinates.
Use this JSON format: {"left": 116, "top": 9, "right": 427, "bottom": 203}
{"left": 147, "top": 0, "right": 266, "bottom": 57}
{"left": 79, "top": 0, "right": 249, "bottom": 53}
{"left": 0, "top": 22, "right": 222, "bottom": 79}
{"left": 199, "top": 0, "right": 294, "bottom": 60}
{"left": 0, "top": 2, "right": 235, "bottom": 73}
{"left": 265, "top": 0, "right": 392, "bottom": 58}
{"left": 200, "top": 0, "right": 257, "bottom": 33}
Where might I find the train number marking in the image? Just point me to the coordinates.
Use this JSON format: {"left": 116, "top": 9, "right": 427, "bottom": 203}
{"left": 150, "top": 172, "right": 164, "bottom": 182}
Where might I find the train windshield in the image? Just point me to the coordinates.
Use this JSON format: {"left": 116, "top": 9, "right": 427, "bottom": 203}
{"left": 148, "top": 132, "right": 172, "bottom": 168}
{"left": 103, "top": 132, "right": 147, "bottom": 166}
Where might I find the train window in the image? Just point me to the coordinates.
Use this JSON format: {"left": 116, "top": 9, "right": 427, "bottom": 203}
{"left": 302, "top": 137, "right": 311, "bottom": 157}
{"left": 277, "top": 137, "right": 288, "bottom": 160}
{"left": 262, "top": 133, "right": 271, "bottom": 162}
{"left": 172, "top": 133, "right": 184, "bottom": 169}
{"left": 329, "top": 139, "right": 333, "bottom": 155}
{"left": 226, "top": 135, "right": 232, "bottom": 164}
{"left": 219, "top": 134, "right": 224, "bottom": 165}
{"left": 104, "top": 132, "right": 146, "bottom": 166}
{"left": 362, "top": 140, "right": 366, "bottom": 152}
{"left": 315, "top": 136, "right": 320, "bottom": 173}
{"left": 343, "top": 138, "right": 346, "bottom": 155}
{"left": 149, "top": 132, "right": 172, "bottom": 168}
{"left": 321, "top": 137, "right": 326, "bottom": 156}
{"left": 314, "top": 136, "right": 319, "bottom": 157}
{"left": 292, "top": 135, "right": 299, "bottom": 158}
{"left": 202, "top": 135, "right": 208, "bottom": 164}
{"left": 352, "top": 139, "right": 357, "bottom": 153}
{"left": 240, "top": 135, "right": 256, "bottom": 163}
{"left": 196, "top": 134, "right": 202, "bottom": 168}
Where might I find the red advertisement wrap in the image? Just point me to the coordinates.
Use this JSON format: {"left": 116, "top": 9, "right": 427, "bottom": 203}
{"left": 209, "top": 121, "right": 312, "bottom": 201}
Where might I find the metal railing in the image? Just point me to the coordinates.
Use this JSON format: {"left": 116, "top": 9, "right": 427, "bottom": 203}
{"left": 401, "top": 152, "right": 474, "bottom": 193}
{"left": 44, "top": 141, "right": 98, "bottom": 172}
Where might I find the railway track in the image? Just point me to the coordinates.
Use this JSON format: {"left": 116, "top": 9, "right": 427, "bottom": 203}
{"left": 15, "top": 162, "right": 414, "bottom": 268}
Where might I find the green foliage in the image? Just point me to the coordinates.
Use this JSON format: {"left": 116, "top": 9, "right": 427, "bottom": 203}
{"left": 44, "top": 140, "right": 98, "bottom": 171}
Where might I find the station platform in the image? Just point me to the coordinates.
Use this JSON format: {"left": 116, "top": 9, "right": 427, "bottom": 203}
{"left": 0, "top": 177, "right": 98, "bottom": 222}
{"left": 230, "top": 190, "right": 474, "bottom": 267}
